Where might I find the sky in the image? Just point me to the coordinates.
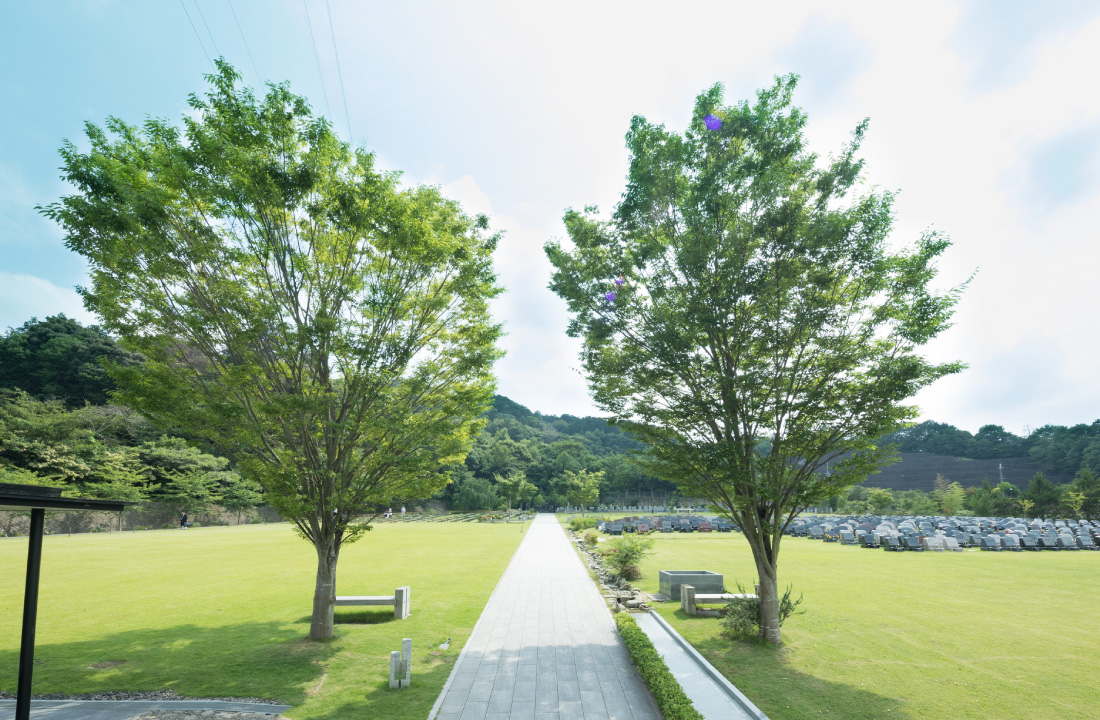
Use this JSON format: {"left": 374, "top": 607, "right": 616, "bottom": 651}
{"left": 2, "top": 0, "right": 1099, "bottom": 435}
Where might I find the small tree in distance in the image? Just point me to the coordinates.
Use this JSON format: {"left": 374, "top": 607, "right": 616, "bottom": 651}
{"left": 41, "top": 61, "right": 503, "bottom": 640}
{"left": 563, "top": 469, "right": 603, "bottom": 516}
{"left": 546, "top": 75, "right": 966, "bottom": 645}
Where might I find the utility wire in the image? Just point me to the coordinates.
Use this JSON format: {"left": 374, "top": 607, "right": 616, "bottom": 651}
{"left": 324, "top": 0, "right": 353, "bottom": 140}
{"left": 192, "top": 0, "right": 222, "bottom": 58}
{"left": 302, "top": 0, "right": 333, "bottom": 121}
{"left": 227, "top": 0, "right": 262, "bottom": 85}
{"left": 179, "top": 0, "right": 214, "bottom": 68}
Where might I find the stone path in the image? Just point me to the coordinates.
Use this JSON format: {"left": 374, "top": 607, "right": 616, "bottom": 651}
{"left": 428, "top": 514, "right": 659, "bottom": 720}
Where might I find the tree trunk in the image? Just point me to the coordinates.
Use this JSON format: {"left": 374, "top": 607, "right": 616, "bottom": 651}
{"left": 756, "top": 558, "right": 781, "bottom": 645}
{"left": 309, "top": 543, "right": 339, "bottom": 640}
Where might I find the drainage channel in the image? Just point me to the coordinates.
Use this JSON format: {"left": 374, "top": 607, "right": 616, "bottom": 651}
{"left": 632, "top": 611, "right": 769, "bottom": 720}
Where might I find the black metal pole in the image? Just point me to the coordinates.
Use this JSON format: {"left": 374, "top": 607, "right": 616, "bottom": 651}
{"left": 16, "top": 507, "right": 45, "bottom": 720}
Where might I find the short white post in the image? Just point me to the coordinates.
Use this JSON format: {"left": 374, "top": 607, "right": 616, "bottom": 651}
{"left": 402, "top": 637, "right": 412, "bottom": 686}
{"left": 389, "top": 650, "right": 401, "bottom": 689}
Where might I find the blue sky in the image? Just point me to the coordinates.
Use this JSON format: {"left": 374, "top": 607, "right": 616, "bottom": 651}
{"left": 2, "top": 0, "right": 1099, "bottom": 434}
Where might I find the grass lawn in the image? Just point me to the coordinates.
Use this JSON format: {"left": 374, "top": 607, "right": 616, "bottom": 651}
{"left": 0, "top": 520, "right": 524, "bottom": 719}
{"left": 620, "top": 531, "right": 1100, "bottom": 720}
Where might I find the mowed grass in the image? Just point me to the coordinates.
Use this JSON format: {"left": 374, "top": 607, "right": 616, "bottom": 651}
{"left": 624, "top": 532, "right": 1100, "bottom": 720}
{"left": 0, "top": 520, "right": 524, "bottom": 719}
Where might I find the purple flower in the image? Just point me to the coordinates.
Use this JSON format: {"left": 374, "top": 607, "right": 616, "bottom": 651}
{"left": 704, "top": 114, "right": 722, "bottom": 131}
{"left": 605, "top": 291, "right": 616, "bottom": 302}
{"left": 615, "top": 277, "right": 624, "bottom": 286}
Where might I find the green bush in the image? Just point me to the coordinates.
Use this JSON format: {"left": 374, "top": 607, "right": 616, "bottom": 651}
{"left": 569, "top": 516, "right": 600, "bottom": 532}
{"left": 720, "top": 582, "right": 805, "bottom": 640}
{"left": 583, "top": 530, "right": 599, "bottom": 547}
{"left": 614, "top": 613, "right": 704, "bottom": 720}
{"left": 600, "top": 534, "right": 655, "bottom": 580}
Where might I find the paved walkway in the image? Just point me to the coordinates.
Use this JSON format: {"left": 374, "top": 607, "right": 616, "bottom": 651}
{"left": 429, "top": 513, "right": 659, "bottom": 720}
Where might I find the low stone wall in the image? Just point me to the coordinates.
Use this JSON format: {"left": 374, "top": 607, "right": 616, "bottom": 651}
{"left": 0, "top": 502, "right": 285, "bottom": 537}
{"left": 567, "top": 528, "right": 652, "bottom": 613}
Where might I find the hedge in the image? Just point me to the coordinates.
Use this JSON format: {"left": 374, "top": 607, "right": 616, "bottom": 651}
{"left": 614, "top": 612, "right": 704, "bottom": 720}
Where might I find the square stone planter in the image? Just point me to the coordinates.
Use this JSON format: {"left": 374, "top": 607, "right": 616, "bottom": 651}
{"left": 658, "top": 570, "right": 723, "bottom": 600}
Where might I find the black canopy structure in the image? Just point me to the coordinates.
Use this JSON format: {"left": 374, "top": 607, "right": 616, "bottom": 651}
{"left": 1, "top": 482, "right": 134, "bottom": 720}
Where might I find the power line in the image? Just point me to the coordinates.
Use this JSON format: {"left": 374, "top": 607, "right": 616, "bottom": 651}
{"left": 226, "top": 0, "right": 262, "bottom": 85}
{"left": 324, "top": 0, "right": 353, "bottom": 140}
{"left": 301, "top": 0, "right": 333, "bottom": 121}
{"left": 179, "top": 0, "right": 214, "bottom": 68}
{"left": 192, "top": 0, "right": 221, "bottom": 58}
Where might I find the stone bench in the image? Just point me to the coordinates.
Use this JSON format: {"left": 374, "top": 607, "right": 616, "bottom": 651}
{"left": 680, "top": 585, "right": 758, "bottom": 617}
{"left": 335, "top": 586, "right": 411, "bottom": 619}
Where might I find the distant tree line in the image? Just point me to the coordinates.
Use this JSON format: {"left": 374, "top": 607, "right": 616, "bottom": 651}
{"left": 880, "top": 420, "right": 1100, "bottom": 477}
{"left": 4, "top": 316, "right": 1098, "bottom": 517}
{"left": 829, "top": 470, "right": 1100, "bottom": 520}
{"left": 0, "top": 316, "right": 260, "bottom": 517}
{"left": 0, "top": 316, "right": 674, "bottom": 514}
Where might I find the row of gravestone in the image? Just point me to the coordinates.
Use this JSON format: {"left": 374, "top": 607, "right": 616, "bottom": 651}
{"left": 790, "top": 515, "right": 1100, "bottom": 552}
{"left": 562, "top": 505, "right": 711, "bottom": 514}
{"left": 597, "top": 515, "right": 736, "bottom": 535}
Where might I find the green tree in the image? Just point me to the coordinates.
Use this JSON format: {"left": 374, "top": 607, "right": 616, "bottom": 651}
{"left": 867, "top": 487, "right": 894, "bottom": 513}
{"left": 159, "top": 469, "right": 222, "bottom": 515}
{"left": 495, "top": 470, "right": 536, "bottom": 513}
{"left": 219, "top": 474, "right": 265, "bottom": 523}
{"left": 1023, "top": 472, "right": 1063, "bottom": 519}
{"left": 562, "top": 469, "right": 604, "bottom": 515}
{"left": 965, "top": 479, "right": 996, "bottom": 517}
{"left": 545, "top": 76, "right": 964, "bottom": 644}
{"left": 41, "top": 62, "right": 502, "bottom": 640}
{"left": 1071, "top": 466, "right": 1100, "bottom": 520}
{"left": 451, "top": 470, "right": 500, "bottom": 511}
{"left": 0, "top": 315, "right": 143, "bottom": 407}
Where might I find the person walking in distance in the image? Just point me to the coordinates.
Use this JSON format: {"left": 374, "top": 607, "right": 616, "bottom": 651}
{"left": 401, "top": 505, "right": 405, "bottom": 519}
{"left": 180, "top": 511, "right": 188, "bottom": 529}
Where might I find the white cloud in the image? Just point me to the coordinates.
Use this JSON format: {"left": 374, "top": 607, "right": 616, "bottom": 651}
{"left": 0, "top": 272, "right": 98, "bottom": 331}
{"left": 439, "top": 174, "right": 599, "bottom": 416}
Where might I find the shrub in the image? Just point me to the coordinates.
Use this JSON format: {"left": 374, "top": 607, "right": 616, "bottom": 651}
{"left": 583, "top": 530, "right": 599, "bottom": 547}
{"left": 720, "top": 582, "right": 805, "bottom": 641}
{"left": 569, "top": 516, "right": 600, "bottom": 532}
{"left": 614, "top": 613, "right": 704, "bottom": 720}
{"left": 600, "top": 534, "right": 655, "bottom": 580}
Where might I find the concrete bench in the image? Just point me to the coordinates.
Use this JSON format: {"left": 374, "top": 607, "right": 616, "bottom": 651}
{"left": 336, "top": 586, "right": 410, "bottom": 619}
{"left": 680, "top": 585, "right": 758, "bottom": 617}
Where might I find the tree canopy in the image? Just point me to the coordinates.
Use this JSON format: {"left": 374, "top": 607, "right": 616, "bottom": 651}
{"left": 0, "top": 315, "right": 143, "bottom": 407}
{"left": 546, "top": 75, "right": 965, "bottom": 644}
{"left": 40, "top": 61, "right": 503, "bottom": 639}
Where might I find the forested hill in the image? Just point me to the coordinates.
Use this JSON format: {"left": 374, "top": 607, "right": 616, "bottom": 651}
{"left": 484, "top": 394, "right": 647, "bottom": 455}
{"left": 878, "top": 420, "right": 1100, "bottom": 481}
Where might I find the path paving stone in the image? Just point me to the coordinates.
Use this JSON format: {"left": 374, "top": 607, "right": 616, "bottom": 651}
{"left": 429, "top": 514, "right": 659, "bottom": 720}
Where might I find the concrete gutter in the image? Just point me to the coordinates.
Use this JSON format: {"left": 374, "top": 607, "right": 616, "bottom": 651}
{"left": 634, "top": 610, "right": 769, "bottom": 720}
